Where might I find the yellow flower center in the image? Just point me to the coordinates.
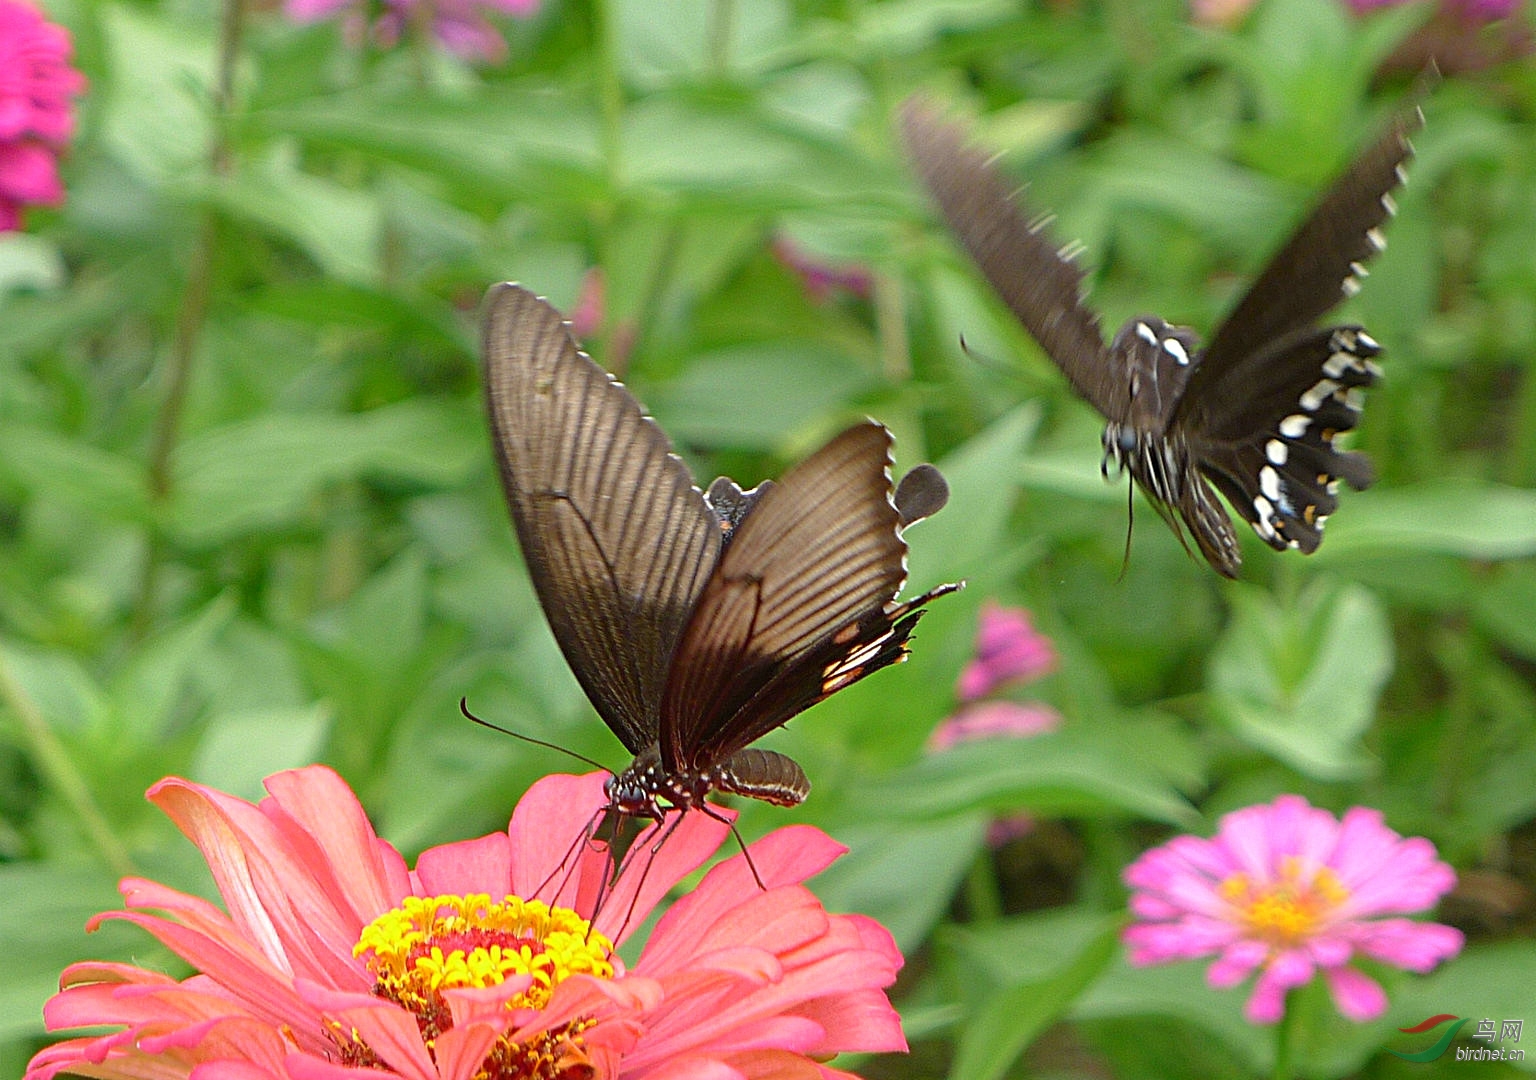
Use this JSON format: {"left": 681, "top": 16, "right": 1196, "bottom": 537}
{"left": 337, "top": 893, "right": 615, "bottom": 1080}
{"left": 1219, "top": 857, "right": 1350, "bottom": 947}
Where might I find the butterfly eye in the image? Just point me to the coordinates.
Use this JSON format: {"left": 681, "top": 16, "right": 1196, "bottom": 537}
{"left": 1116, "top": 428, "right": 1139, "bottom": 455}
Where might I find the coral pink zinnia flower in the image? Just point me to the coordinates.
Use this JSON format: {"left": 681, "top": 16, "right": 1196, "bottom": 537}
{"left": 0, "top": 0, "right": 85, "bottom": 231}
{"left": 1123, "top": 794, "right": 1464, "bottom": 1025}
{"left": 27, "top": 766, "right": 906, "bottom": 1080}
{"left": 956, "top": 601, "right": 1057, "bottom": 702}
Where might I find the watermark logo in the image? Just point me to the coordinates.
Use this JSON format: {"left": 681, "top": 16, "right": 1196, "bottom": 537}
{"left": 1389, "top": 1015, "right": 1525, "bottom": 1063}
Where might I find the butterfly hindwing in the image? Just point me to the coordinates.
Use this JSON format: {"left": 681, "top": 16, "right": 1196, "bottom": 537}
{"left": 1194, "top": 326, "right": 1380, "bottom": 555}
{"left": 659, "top": 422, "right": 934, "bottom": 772}
{"left": 482, "top": 283, "right": 721, "bottom": 754}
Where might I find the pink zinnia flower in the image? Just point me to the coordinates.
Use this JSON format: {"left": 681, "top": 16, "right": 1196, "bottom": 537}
{"left": 287, "top": 0, "right": 539, "bottom": 63}
{"left": 28, "top": 766, "right": 906, "bottom": 1080}
{"left": 1124, "top": 795, "right": 1464, "bottom": 1025}
{"left": 0, "top": 0, "right": 85, "bottom": 231}
{"left": 956, "top": 601, "right": 1057, "bottom": 702}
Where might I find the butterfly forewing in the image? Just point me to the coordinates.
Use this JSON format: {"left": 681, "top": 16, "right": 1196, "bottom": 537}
{"left": 1189, "top": 104, "right": 1421, "bottom": 394}
{"left": 482, "top": 284, "right": 721, "bottom": 753}
{"left": 658, "top": 422, "right": 912, "bottom": 771}
{"left": 899, "top": 99, "right": 1126, "bottom": 423}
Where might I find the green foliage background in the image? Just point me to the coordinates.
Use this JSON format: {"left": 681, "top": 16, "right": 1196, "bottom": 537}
{"left": 3, "top": 0, "right": 1535, "bottom": 1076}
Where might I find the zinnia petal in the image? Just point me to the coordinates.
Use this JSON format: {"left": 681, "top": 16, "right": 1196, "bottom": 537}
{"left": 1123, "top": 795, "right": 1462, "bottom": 1025}
{"left": 30, "top": 768, "right": 905, "bottom": 1080}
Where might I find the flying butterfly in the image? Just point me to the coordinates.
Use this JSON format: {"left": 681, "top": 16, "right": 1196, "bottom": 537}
{"left": 482, "top": 282, "right": 959, "bottom": 834}
{"left": 900, "top": 94, "right": 1425, "bottom": 577}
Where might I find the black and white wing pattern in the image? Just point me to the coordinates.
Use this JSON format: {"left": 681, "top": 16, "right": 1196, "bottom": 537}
{"left": 901, "top": 94, "right": 1424, "bottom": 577}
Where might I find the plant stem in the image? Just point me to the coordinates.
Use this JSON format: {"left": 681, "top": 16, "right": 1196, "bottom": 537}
{"left": 132, "top": 0, "right": 246, "bottom": 638}
{"left": 0, "top": 651, "right": 136, "bottom": 879}
{"left": 1272, "top": 997, "right": 1296, "bottom": 1080}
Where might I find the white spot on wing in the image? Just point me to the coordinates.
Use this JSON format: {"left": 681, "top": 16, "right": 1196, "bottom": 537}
{"left": 1279, "top": 414, "right": 1309, "bottom": 438}
{"left": 1252, "top": 496, "right": 1277, "bottom": 540}
{"left": 1323, "top": 352, "right": 1350, "bottom": 378}
{"left": 1136, "top": 322, "right": 1157, "bottom": 345}
{"left": 1300, "top": 379, "right": 1341, "bottom": 412}
{"left": 1366, "top": 227, "right": 1387, "bottom": 251}
{"left": 1357, "top": 331, "right": 1379, "bottom": 350}
{"left": 1342, "top": 277, "right": 1362, "bottom": 298}
{"left": 1260, "top": 466, "right": 1282, "bottom": 502}
{"left": 1266, "top": 439, "right": 1288, "bottom": 466}
{"left": 1381, "top": 193, "right": 1397, "bottom": 216}
{"left": 1163, "top": 337, "right": 1189, "bottom": 365}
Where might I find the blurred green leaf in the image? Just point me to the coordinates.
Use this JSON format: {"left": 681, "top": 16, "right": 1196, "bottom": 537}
{"left": 207, "top": 149, "right": 383, "bottom": 284}
{"left": 1318, "top": 481, "right": 1536, "bottom": 562}
{"left": 647, "top": 342, "right": 875, "bottom": 448}
{"left": 852, "top": 730, "right": 1197, "bottom": 827}
{"left": 190, "top": 704, "right": 331, "bottom": 801}
{"left": 946, "top": 912, "right": 1122, "bottom": 1080}
{"left": 0, "top": 862, "right": 139, "bottom": 1041}
{"left": 101, "top": 3, "right": 214, "bottom": 183}
{"left": 168, "top": 401, "right": 481, "bottom": 545}
{"left": 0, "top": 425, "right": 149, "bottom": 526}
{"left": 110, "top": 595, "right": 237, "bottom": 740}
{"left": 811, "top": 814, "right": 987, "bottom": 952}
{"left": 1209, "top": 579, "right": 1391, "bottom": 779}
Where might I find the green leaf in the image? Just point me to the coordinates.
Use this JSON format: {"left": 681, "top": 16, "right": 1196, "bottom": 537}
{"left": 0, "top": 425, "right": 150, "bottom": 525}
{"left": 100, "top": 3, "right": 214, "bottom": 184}
{"left": 947, "top": 913, "right": 1123, "bottom": 1080}
{"left": 168, "top": 401, "right": 481, "bottom": 545}
{"left": 110, "top": 595, "right": 237, "bottom": 740}
{"left": 646, "top": 342, "right": 874, "bottom": 448}
{"left": 1208, "top": 579, "right": 1392, "bottom": 779}
{"left": 0, "top": 862, "right": 146, "bottom": 1041}
{"left": 0, "top": 233, "right": 66, "bottom": 294}
{"left": 205, "top": 149, "right": 383, "bottom": 284}
{"left": 1316, "top": 481, "right": 1536, "bottom": 562}
{"left": 810, "top": 815, "right": 988, "bottom": 952}
{"left": 190, "top": 705, "right": 331, "bottom": 801}
{"left": 851, "top": 730, "right": 1197, "bottom": 827}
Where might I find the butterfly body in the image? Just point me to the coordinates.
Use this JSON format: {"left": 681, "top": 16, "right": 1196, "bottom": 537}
{"left": 900, "top": 95, "right": 1423, "bottom": 577}
{"left": 483, "top": 283, "right": 958, "bottom": 827}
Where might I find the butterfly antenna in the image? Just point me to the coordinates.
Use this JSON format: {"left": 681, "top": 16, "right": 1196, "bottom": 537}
{"left": 459, "top": 698, "right": 610, "bottom": 773}
{"left": 700, "top": 802, "right": 766, "bottom": 891}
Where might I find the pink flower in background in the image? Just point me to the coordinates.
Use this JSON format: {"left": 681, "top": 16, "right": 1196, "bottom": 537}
{"left": 956, "top": 601, "right": 1057, "bottom": 702}
{"left": 569, "top": 267, "right": 605, "bottom": 340}
{"left": 287, "top": 0, "right": 540, "bottom": 63}
{"left": 771, "top": 235, "right": 873, "bottom": 303}
{"left": 28, "top": 766, "right": 905, "bottom": 1080}
{"left": 927, "top": 699, "right": 1061, "bottom": 751}
{"left": 928, "top": 701, "right": 1060, "bottom": 848}
{"left": 1189, "top": 0, "right": 1259, "bottom": 25}
{"left": 1124, "top": 795, "right": 1463, "bottom": 1024}
{"left": 0, "top": 0, "right": 85, "bottom": 231}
